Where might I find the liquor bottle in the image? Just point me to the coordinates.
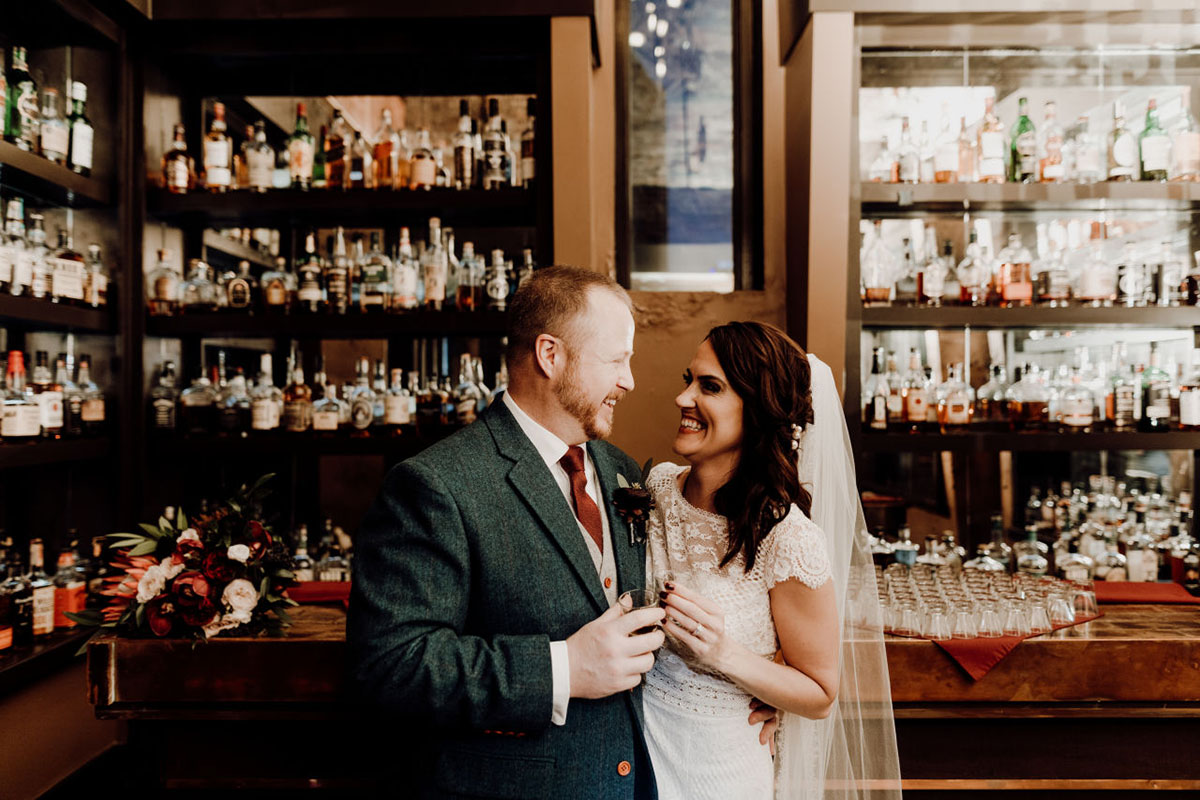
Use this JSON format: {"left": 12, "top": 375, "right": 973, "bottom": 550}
{"left": 27, "top": 540, "right": 54, "bottom": 638}
{"left": 317, "top": 537, "right": 350, "bottom": 582}
{"left": 5, "top": 198, "right": 32, "bottom": 297}
{"left": 6, "top": 47, "right": 38, "bottom": 152}
{"left": 1059, "top": 372, "right": 1095, "bottom": 433}
{"left": 348, "top": 131, "right": 372, "bottom": 189}
{"left": 482, "top": 99, "right": 510, "bottom": 190}
{"left": 415, "top": 371, "right": 442, "bottom": 432}
{"left": 936, "top": 363, "right": 973, "bottom": 433}
{"left": 76, "top": 354, "right": 104, "bottom": 435}
{"left": 955, "top": 230, "right": 988, "bottom": 306}
{"left": 931, "top": 117, "right": 958, "bottom": 183}
{"left": 456, "top": 241, "right": 482, "bottom": 311}
{"left": 349, "top": 357, "right": 376, "bottom": 437}
{"left": 862, "top": 347, "right": 888, "bottom": 432}
{"left": 493, "top": 356, "right": 509, "bottom": 398}
{"left": 246, "top": 120, "right": 274, "bottom": 193}
{"left": 225, "top": 260, "right": 257, "bottom": 312}
{"left": 486, "top": 248, "right": 509, "bottom": 311}
{"left": 443, "top": 227, "right": 460, "bottom": 309}
{"left": 358, "top": 232, "right": 392, "bottom": 312}
{"left": 49, "top": 228, "right": 85, "bottom": 305}
{"left": 1038, "top": 101, "right": 1064, "bottom": 183}
{"left": 1034, "top": 243, "right": 1071, "bottom": 307}
{"left": 26, "top": 214, "right": 49, "bottom": 300}
{"left": 0, "top": 198, "right": 22, "bottom": 295}
{"left": 39, "top": 88, "right": 69, "bottom": 165}
{"left": 406, "top": 370, "right": 422, "bottom": 424}
{"left": 325, "top": 227, "right": 351, "bottom": 314}
{"left": 52, "top": 544, "right": 85, "bottom": 629}
{"left": 310, "top": 360, "right": 340, "bottom": 436}
{"left": 181, "top": 259, "right": 219, "bottom": 312}
{"left": 995, "top": 232, "right": 1033, "bottom": 307}
{"left": 162, "top": 123, "right": 194, "bottom": 193}
{"left": 287, "top": 102, "right": 315, "bottom": 190}
{"left": 882, "top": 351, "right": 903, "bottom": 428}
{"left": 975, "top": 364, "right": 1009, "bottom": 430}
{"left": 2, "top": 352, "right": 40, "bottom": 440}
{"left": 296, "top": 233, "right": 325, "bottom": 314}
{"left": 180, "top": 367, "right": 218, "bottom": 436}
{"left": 1068, "top": 115, "right": 1105, "bottom": 183}
{"left": 979, "top": 515, "right": 1012, "bottom": 572}
{"left": 372, "top": 108, "right": 400, "bottom": 190}
{"left": 520, "top": 97, "right": 536, "bottom": 189}
{"left": 1180, "top": 349, "right": 1200, "bottom": 431}
{"left": 898, "top": 349, "right": 926, "bottom": 432}
{"left": 866, "top": 135, "right": 897, "bottom": 183}
{"left": 292, "top": 527, "right": 315, "bottom": 582}
{"left": 260, "top": 256, "right": 292, "bottom": 314}
{"left": 384, "top": 368, "right": 410, "bottom": 436}
{"left": 149, "top": 361, "right": 179, "bottom": 432}
{"left": 371, "top": 360, "right": 387, "bottom": 426}
{"left": 1172, "top": 92, "right": 1200, "bottom": 182}
{"left": 394, "top": 129, "right": 413, "bottom": 189}
{"left": 1107, "top": 101, "right": 1137, "bottom": 181}
{"left": 216, "top": 366, "right": 251, "bottom": 437}
{"left": 326, "top": 110, "right": 349, "bottom": 190}
{"left": 453, "top": 99, "right": 476, "bottom": 190}
{"left": 247, "top": 354, "right": 281, "bottom": 432}
{"left": 954, "top": 117, "right": 975, "bottom": 182}
{"left": 1015, "top": 527, "right": 1049, "bottom": 577}
{"left": 311, "top": 124, "right": 328, "bottom": 189}
{"left": 283, "top": 362, "right": 313, "bottom": 433}
{"left": 471, "top": 357, "right": 493, "bottom": 410}
{"left": 1138, "top": 97, "right": 1171, "bottom": 182}
{"left": 892, "top": 237, "right": 916, "bottom": 306}
{"left": 1076, "top": 224, "right": 1117, "bottom": 306}
{"left": 0, "top": 559, "right": 26, "bottom": 650}
{"left": 1139, "top": 346, "right": 1172, "bottom": 432}
{"left": 895, "top": 117, "right": 919, "bottom": 184}
{"left": 518, "top": 248, "right": 536, "bottom": 289}
{"left": 859, "top": 221, "right": 896, "bottom": 306}
{"left": 453, "top": 354, "right": 483, "bottom": 426}
{"left": 1006, "top": 364, "right": 1049, "bottom": 431}
{"left": 1008, "top": 97, "right": 1037, "bottom": 183}
{"left": 1125, "top": 521, "right": 1158, "bottom": 582}
{"left": 32, "top": 350, "right": 64, "bottom": 439}
{"left": 59, "top": 355, "right": 83, "bottom": 438}
{"left": 409, "top": 128, "right": 437, "bottom": 190}
{"left": 1093, "top": 535, "right": 1128, "bottom": 581}
{"left": 390, "top": 227, "right": 419, "bottom": 312}
{"left": 422, "top": 218, "right": 448, "bottom": 311}
{"left": 977, "top": 96, "right": 1006, "bottom": 183}
{"left": 916, "top": 233, "right": 949, "bottom": 306}
{"left": 233, "top": 124, "right": 252, "bottom": 189}
{"left": 146, "top": 249, "right": 181, "bottom": 315}
{"left": 203, "top": 102, "right": 232, "bottom": 192}
{"left": 84, "top": 244, "right": 108, "bottom": 308}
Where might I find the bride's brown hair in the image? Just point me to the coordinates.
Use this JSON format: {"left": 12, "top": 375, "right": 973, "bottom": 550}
{"left": 705, "top": 321, "right": 814, "bottom": 571}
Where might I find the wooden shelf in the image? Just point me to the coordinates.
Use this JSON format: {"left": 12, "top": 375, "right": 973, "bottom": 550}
{"left": 0, "top": 627, "right": 93, "bottom": 698}
{"left": 857, "top": 430, "right": 1200, "bottom": 454}
{"left": 860, "top": 181, "right": 1200, "bottom": 214}
{"left": 0, "top": 437, "right": 113, "bottom": 470}
{"left": 0, "top": 140, "right": 114, "bottom": 208}
{"left": 148, "top": 431, "right": 452, "bottom": 459}
{"left": 146, "top": 187, "right": 537, "bottom": 228}
{"left": 0, "top": 295, "right": 114, "bottom": 333}
{"left": 201, "top": 230, "right": 275, "bottom": 269}
{"left": 860, "top": 306, "right": 1200, "bottom": 329}
{"left": 145, "top": 309, "right": 507, "bottom": 339}
{"left": 3, "top": 0, "right": 120, "bottom": 49}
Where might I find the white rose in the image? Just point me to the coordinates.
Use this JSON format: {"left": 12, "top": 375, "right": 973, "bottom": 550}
{"left": 177, "top": 528, "right": 200, "bottom": 543}
{"left": 223, "top": 578, "right": 259, "bottom": 614}
{"left": 160, "top": 556, "right": 186, "bottom": 580}
{"left": 228, "top": 608, "right": 253, "bottom": 625}
{"left": 227, "top": 544, "right": 251, "bottom": 563}
{"left": 202, "top": 613, "right": 243, "bottom": 638}
{"left": 136, "top": 565, "right": 167, "bottom": 603}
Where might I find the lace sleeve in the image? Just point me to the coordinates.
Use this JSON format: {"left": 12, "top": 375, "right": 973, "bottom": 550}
{"left": 761, "top": 508, "right": 832, "bottom": 591}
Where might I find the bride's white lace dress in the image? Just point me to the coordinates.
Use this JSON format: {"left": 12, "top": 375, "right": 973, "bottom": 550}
{"left": 642, "top": 462, "right": 832, "bottom": 800}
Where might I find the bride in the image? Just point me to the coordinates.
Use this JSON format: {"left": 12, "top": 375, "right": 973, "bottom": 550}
{"left": 641, "top": 321, "right": 901, "bottom": 799}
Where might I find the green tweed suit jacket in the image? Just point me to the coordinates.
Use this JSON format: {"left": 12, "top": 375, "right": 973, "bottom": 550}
{"left": 349, "top": 398, "right": 657, "bottom": 799}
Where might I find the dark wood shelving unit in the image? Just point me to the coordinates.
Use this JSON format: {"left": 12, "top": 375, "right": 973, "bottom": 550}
{"left": 145, "top": 309, "right": 508, "bottom": 339}
{"left": 859, "top": 430, "right": 1200, "bottom": 454}
{"left": 0, "top": 437, "right": 113, "bottom": 470}
{"left": 860, "top": 181, "right": 1200, "bottom": 214}
{"left": 3, "top": 0, "right": 119, "bottom": 48}
{"left": 148, "top": 431, "right": 453, "bottom": 459}
{"left": 146, "top": 187, "right": 537, "bottom": 228}
{"left": 0, "top": 628, "right": 93, "bottom": 697}
{"left": 0, "top": 295, "right": 114, "bottom": 333}
{"left": 0, "top": 140, "right": 114, "bottom": 208}
{"left": 860, "top": 306, "right": 1200, "bottom": 329}
{"left": 201, "top": 230, "right": 275, "bottom": 269}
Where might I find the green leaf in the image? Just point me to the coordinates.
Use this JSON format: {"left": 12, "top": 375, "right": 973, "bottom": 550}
{"left": 640, "top": 457, "right": 655, "bottom": 482}
{"left": 128, "top": 540, "right": 159, "bottom": 556}
{"left": 135, "top": 604, "right": 147, "bottom": 628}
{"left": 259, "top": 576, "right": 270, "bottom": 598}
{"left": 617, "top": 473, "right": 630, "bottom": 489}
{"left": 250, "top": 473, "right": 276, "bottom": 493}
{"left": 100, "top": 621, "right": 118, "bottom": 628}
{"left": 176, "top": 509, "right": 188, "bottom": 531}
{"left": 64, "top": 609, "right": 104, "bottom": 627}
{"left": 274, "top": 608, "right": 292, "bottom": 625}
{"left": 273, "top": 568, "right": 295, "bottom": 580}
{"left": 139, "top": 523, "right": 167, "bottom": 539}
{"left": 228, "top": 500, "right": 242, "bottom": 513}
{"left": 73, "top": 631, "right": 99, "bottom": 657}
{"left": 157, "top": 516, "right": 172, "bottom": 532}
{"left": 282, "top": 597, "right": 299, "bottom": 607}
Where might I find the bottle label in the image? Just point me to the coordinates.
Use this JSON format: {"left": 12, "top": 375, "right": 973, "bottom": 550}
{"left": 264, "top": 278, "right": 288, "bottom": 306}
{"left": 1075, "top": 146, "right": 1102, "bottom": 177}
{"left": 71, "top": 123, "right": 94, "bottom": 170}
{"left": 312, "top": 408, "right": 339, "bottom": 431}
{"left": 425, "top": 261, "right": 447, "bottom": 303}
{"left": 228, "top": 278, "right": 251, "bottom": 308}
{"left": 1015, "top": 131, "right": 1037, "bottom": 173}
{"left": 1127, "top": 549, "right": 1157, "bottom": 582}
{"left": 885, "top": 392, "right": 903, "bottom": 420}
{"left": 54, "top": 582, "right": 86, "bottom": 627}
{"left": 1145, "top": 383, "right": 1171, "bottom": 419}
{"left": 1061, "top": 397, "right": 1093, "bottom": 428}
{"left": 82, "top": 397, "right": 105, "bottom": 422}
{"left": 521, "top": 156, "right": 535, "bottom": 184}
{"left": 980, "top": 131, "right": 1005, "bottom": 160}
{"left": 1180, "top": 389, "right": 1200, "bottom": 426}
{"left": 1078, "top": 265, "right": 1115, "bottom": 301}
{"left": 14, "top": 250, "right": 33, "bottom": 289}
{"left": 1110, "top": 133, "right": 1136, "bottom": 176}
{"left": 288, "top": 140, "right": 314, "bottom": 180}
{"left": 86, "top": 272, "right": 108, "bottom": 306}
{"left": 946, "top": 400, "right": 970, "bottom": 425}
{"left": 1142, "top": 135, "right": 1171, "bottom": 172}
{"left": 1102, "top": 564, "right": 1127, "bottom": 582}
{"left": 32, "top": 585, "right": 55, "bottom": 635}
{"left": 1041, "top": 161, "right": 1064, "bottom": 180}
{"left": 1175, "top": 132, "right": 1200, "bottom": 175}
{"left": 486, "top": 272, "right": 507, "bottom": 307}
{"left": 385, "top": 394, "right": 410, "bottom": 425}
{"left": 1063, "top": 566, "right": 1090, "bottom": 583}
{"left": 38, "top": 390, "right": 64, "bottom": 429}
{"left": 0, "top": 244, "right": 13, "bottom": 284}
{"left": 934, "top": 142, "right": 957, "bottom": 173}
{"left": 298, "top": 270, "right": 323, "bottom": 302}
{"left": 31, "top": 260, "right": 50, "bottom": 297}
{"left": 3, "top": 403, "right": 41, "bottom": 436}
{"left": 167, "top": 160, "right": 189, "bottom": 190}
{"left": 394, "top": 266, "right": 418, "bottom": 307}
{"left": 16, "top": 84, "right": 38, "bottom": 143}
{"left": 50, "top": 257, "right": 86, "bottom": 300}
{"left": 350, "top": 397, "right": 373, "bottom": 430}
{"left": 868, "top": 397, "right": 887, "bottom": 429}
{"left": 294, "top": 566, "right": 314, "bottom": 583}
{"left": 284, "top": 401, "right": 310, "bottom": 432}
{"left": 205, "top": 140, "right": 231, "bottom": 169}
{"left": 252, "top": 398, "right": 280, "bottom": 430}
{"left": 411, "top": 157, "right": 436, "bottom": 187}
{"left": 904, "top": 388, "right": 927, "bottom": 422}
{"left": 248, "top": 152, "right": 274, "bottom": 189}
{"left": 152, "top": 397, "right": 176, "bottom": 429}
{"left": 41, "top": 125, "right": 69, "bottom": 158}
{"left": 326, "top": 268, "right": 348, "bottom": 306}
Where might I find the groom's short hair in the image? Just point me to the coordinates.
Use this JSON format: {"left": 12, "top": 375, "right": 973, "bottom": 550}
{"left": 506, "top": 266, "right": 631, "bottom": 364}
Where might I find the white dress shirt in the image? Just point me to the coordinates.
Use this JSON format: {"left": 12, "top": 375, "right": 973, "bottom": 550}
{"left": 501, "top": 390, "right": 618, "bottom": 725}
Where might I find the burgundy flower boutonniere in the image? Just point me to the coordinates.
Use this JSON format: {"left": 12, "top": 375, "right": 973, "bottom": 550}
{"left": 613, "top": 459, "right": 655, "bottom": 546}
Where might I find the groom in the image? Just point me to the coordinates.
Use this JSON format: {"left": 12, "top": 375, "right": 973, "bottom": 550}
{"left": 349, "top": 267, "right": 666, "bottom": 799}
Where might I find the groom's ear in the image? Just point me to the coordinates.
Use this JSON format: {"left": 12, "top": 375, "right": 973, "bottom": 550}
{"left": 533, "top": 333, "right": 562, "bottom": 379}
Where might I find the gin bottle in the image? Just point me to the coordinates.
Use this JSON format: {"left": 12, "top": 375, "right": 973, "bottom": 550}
{"left": 1009, "top": 97, "right": 1037, "bottom": 183}
{"left": 1138, "top": 97, "right": 1171, "bottom": 182}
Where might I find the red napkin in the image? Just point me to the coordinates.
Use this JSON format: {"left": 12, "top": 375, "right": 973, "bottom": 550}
{"left": 287, "top": 581, "right": 351, "bottom": 605}
{"left": 926, "top": 611, "right": 1102, "bottom": 681}
{"left": 1094, "top": 582, "right": 1200, "bottom": 605}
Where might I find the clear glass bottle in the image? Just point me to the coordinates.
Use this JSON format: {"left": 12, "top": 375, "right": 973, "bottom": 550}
{"left": 883, "top": 351, "right": 904, "bottom": 428}
{"left": 1138, "top": 97, "right": 1171, "bottom": 182}
{"left": 0, "top": 198, "right": 26, "bottom": 295}
{"left": 349, "top": 357, "right": 376, "bottom": 437}
{"left": 955, "top": 116, "right": 976, "bottom": 183}
{"left": 1015, "top": 526, "right": 1049, "bottom": 577}
{"left": 390, "top": 227, "right": 419, "bottom": 312}
{"left": 866, "top": 134, "right": 897, "bottom": 183}
{"left": 1038, "top": 101, "right": 1064, "bottom": 183}
{"left": 292, "top": 526, "right": 315, "bottom": 582}
{"left": 180, "top": 259, "right": 219, "bottom": 312}
{"left": 932, "top": 117, "right": 959, "bottom": 184}
{"left": 218, "top": 366, "right": 251, "bottom": 437}
{"left": 179, "top": 367, "right": 218, "bottom": 436}
{"left": 453, "top": 354, "right": 483, "bottom": 426}
{"left": 283, "top": 362, "right": 312, "bottom": 433}
{"left": 76, "top": 355, "right": 104, "bottom": 434}
{"left": 422, "top": 218, "right": 448, "bottom": 311}
{"left": 916, "top": 120, "right": 935, "bottom": 184}
{"left": 325, "top": 227, "right": 351, "bottom": 315}
{"left": 955, "top": 230, "right": 988, "bottom": 306}
{"left": 2, "top": 352, "right": 40, "bottom": 440}
{"left": 1009, "top": 97, "right": 1037, "bottom": 183}
{"left": 149, "top": 360, "right": 179, "bottom": 433}
{"left": 977, "top": 96, "right": 1006, "bottom": 184}
{"left": 326, "top": 110, "right": 350, "bottom": 190}
{"left": 1059, "top": 372, "right": 1096, "bottom": 433}
{"left": 1139, "top": 345, "right": 1172, "bottom": 432}
{"left": 1107, "top": 101, "right": 1137, "bottom": 182}
{"left": 162, "top": 123, "right": 194, "bottom": 194}
{"left": 383, "top": 368, "right": 411, "bottom": 436}
{"left": 348, "top": 131, "right": 373, "bottom": 189}
{"left": 455, "top": 241, "right": 483, "bottom": 311}
{"left": 372, "top": 359, "right": 387, "bottom": 426}
{"left": 520, "top": 96, "right": 536, "bottom": 189}
{"left": 975, "top": 364, "right": 1010, "bottom": 430}
{"left": 896, "top": 117, "right": 919, "bottom": 184}
{"left": 900, "top": 348, "right": 928, "bottom": 432}
{"left": 486, "top": 248, "right": 509, "bottom": 311}
{"left": 996, "top": 232, "right": 1034, "bottom": 307}
{"left": 372, "top": 108, "right": 400, "bottom": 190}
{"left": 27, "top": 539, "right": 55, "bottom": 638}
{"left": 83, "top": 244, "right": 108, "bottom": 308}
{"left": 295, "top": 233, "right": 325, "bottom": 314}
{"left": 1007, "top": 363, "right": 1050, "bottom": 431}
{"left": 38, "top": 88, "right": 70, "bottom": 165}
{"left": 452, "top": 99, "right": 477, "bottom": 189}
{"left": 31, "top": 350, "right": 63, "bottom": 440}
{"left": 26, "top": 213, "right": 49, "bottom": 300}
{"left": 482, "top": 98, "right": 510, "bottom": 190}
{"left": 203, "top": 102, "right": 232, "bottom": 192}
{"left": 1035, "top": 242, "right": 1071, "bottom": 307}
{"left": 1179, "top": 348, "right": 1200, "bottom": 431}
{"left": 260, "top": 256, "right": 293, "bottom": 314}
{"left": 1093, "top": 536, "right": 1128, "bottom": 581}
{"left": 409, "top": 128, "right": 437, "bottom": 190}
{"left": 937, "top": 363, "right": 974, "bottom": 433}
{"left": 246, "top": 120, "right": 275, "bottom": 193}
{"left": 1068, "top": 115, "right": 1105, "bottom": 184}
{"left": 863, "top": 347, "right": 888, "bottom": 432}
{"left": 1172, "top": 92, "right": 1200, "bottom": 182}
{"left": 146, "top": 249, "right": 181, "bottom": 316}
{"left": 311, "top": 361, "right": 341, "bottom": 436}
{"left": 860, "top": 221, "right": 897, "bottom": 306}
{"left": 250, "top": 354, "right": 282, "bottom": 432}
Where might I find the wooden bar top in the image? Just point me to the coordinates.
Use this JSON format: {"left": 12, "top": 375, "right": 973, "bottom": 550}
{"left": 87, "top": 603, "right": 1200, "bottom": 718}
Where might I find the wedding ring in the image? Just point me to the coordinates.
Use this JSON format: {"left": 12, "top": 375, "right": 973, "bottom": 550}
{"left": 693, "top": 623, "right": 705, "bottom": 639}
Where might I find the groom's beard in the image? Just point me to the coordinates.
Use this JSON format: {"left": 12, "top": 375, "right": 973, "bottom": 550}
{"left": 554, "top": 359, "right": 612, "bottom": 440}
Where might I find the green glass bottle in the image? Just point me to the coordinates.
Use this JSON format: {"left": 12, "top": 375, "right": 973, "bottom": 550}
{"left": 1139, "top": 97, "right": 1170, "bottom": 182}
{"left": 6, "top": 46, "right": 38, "bottom": 151}
{"left": 1009, "top": 96, "right": 1037, "bottom": 183}
{"left": 311, "top": 124, "right": 327, "bottom": 189}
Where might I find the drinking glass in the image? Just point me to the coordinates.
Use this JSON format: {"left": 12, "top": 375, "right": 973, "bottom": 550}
{"left": 1048, "top": 595, "right": 1075, "bottom": 626}
{"left": 895, "top": 605, "right": 921, "bottom": 637}
{"left": 1001, "top": 600, "right": 1032, "bottom": 637}
{"left": 1028, "top": 603, "right": 1052, "bottom": 635}
{"left": 977, "top": 602, "right": 1003, "bottom": 638}
{"left": 951, "top": 607, "right": 978, "bottom": 639}
{"left": 1071, "top": 580, "right": 1099, "bottom": 619}
{"left": 923, "top": 607, "right": 952, "bottom": 641}
{"left": 618, "top": 589, "right": 662, "bottom": 636}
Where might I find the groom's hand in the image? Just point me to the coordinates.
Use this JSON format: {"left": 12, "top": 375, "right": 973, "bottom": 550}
{"left": 566, "top": 602, "right": 665, "bottom": 698}
{"left": 749, "top": 698, "right": 779, "bottom": 755}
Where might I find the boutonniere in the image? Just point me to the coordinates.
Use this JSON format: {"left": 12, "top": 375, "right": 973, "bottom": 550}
{"left": 614, "top": 458, "right": 655, "bottom": 546}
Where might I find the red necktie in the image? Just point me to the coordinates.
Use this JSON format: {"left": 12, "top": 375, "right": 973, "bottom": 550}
{"left": 559, "top": 446, "right": 604, "bottom": 554}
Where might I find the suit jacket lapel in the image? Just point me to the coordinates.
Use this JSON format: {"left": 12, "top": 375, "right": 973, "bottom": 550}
{"left": 588, "top": 443, "right": 645, "bottom": 598}
{"left": 484, "top": 402, "right": 608, "bottom": 614}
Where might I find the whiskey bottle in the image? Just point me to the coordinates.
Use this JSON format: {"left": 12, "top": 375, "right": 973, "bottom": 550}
{"left": 372, "top": 359, "right": 387, "bottom": 426}
{"left": 84, "top": 244, "right": 108, "bottom": 308}
{"left": 936, "top": 363, "right": 973, "bottom": 433}
{"left": 883, "top": 351, "right": 904, "bottom": 428}
{"left": 1138, "top": 98, "right": 1171, "bottom": 182}
{"left": 1107, "top": 101, "right": 1137, "bottom": 181}
{"left": 162, "top": 123, "right": 193, "bottom": 193}
{"left": 287, "top": 102, "right": 315, "bottom": 190}
{"left": 292, "top": 527, "right": 315, "bottom": 582}
{"left": 146, "top": 249, "right": 181, "bottom": 315}
{"left": 261, "top": 256, "right": 293, "bottom": 314}
{"left": 409, "top": 128, "right": 437, "bottom": 190}
{"left": 416, "top": 372, "right": 442, "bottom": 433}
{"left": 384, "top": 368, "right": 410, "bottom": 436}
{"left": 866, "top": 135, "right": 897, "bottom": 183}
{"left": 1009, "top": 97, "right": 1037, "bottom": 183}
{"left": 179, "top": 367, "right": 218, "bottom": 436}
{"left": 225, "top": 260, "right": 257, "bottom": 312}
{"left": 1139, "top": 346, "right": 1172, "bottom": 432}
{"left": 150, "top": 360, "right": 180, "bottom": 432}
{"left": 372, "top": 108, "right": 400, "bottom": 190}
{"left": 6, "top": 47, "right": 38, "bottom": 152}
{"left": 296, "top": 233, "right": 325, "bottom": 314}
{"left": 422, "top": 218, "right": 447, "bottom": 311}
{"left": 900, "top": 348, "right": 928, "bottom": 432}
{"left": 1038, "top": 100, "right": 1064, "bottom": 183}
{"left": 358, "top": 232, "right": 392, "bottom": 312}
{"left": 862, "top": 347, "right": 888, "bottom": 432}
{"left": 453, "top": 99, "right": 476, "bottom": 190}
{"left": 250, "top": 354, "right": 282, "bottom": 432}
{"left": 38, "top": 88, "right": 69, "bottom": 166}
{"left": 389, "top": 227, "right": 419, "bottom": 312}
{"left": 50, "top": 229, "right": 86, "bottom": 305}
{"left": 4, "top": 198, "right": 31, "bottom": 297}
{"left": 1172, "top": 93, "right": 1200, "bottom": 182}
{"left": 52, "top": 545, "right": 85, "bottom": 629}
{"left": 203, "top": 102, "right": 232, "bottom": 192}
{"left": 348, "top": 357, "right": 376, "bottom": 437}
{"left": 65, "top": 84, "right": 93, "bottom": 175}
{"left": 2, "top": 352, "right": 40, "bottom": 440}
{"left": 27, "top": 539, "right": 54, "bottom": 639}
{"left": 31, "top": 350, "right": 63, "bottom": 439}
{"left": 348, "top": 131, "right": 372, "bottom": 189}
{"left": 246, "top": 120, "right": 274, "bottom": 193}
{"left": 0, "top": 560, "right": 25, "bottom": 650}
{"left": 485, "top": 248, "right": 509, "bottom": 311}
{"left": 59, "top": 355, "right": 83, "bottom": 438}
{"left": 180, "top": 259, "right": 219, "bottom": 312}
{"left": 325, "top": 227, "right": 351, "bottom": 315}
{"left": 975, "top": 364, "right": 1010, "bottom": 431}
{"left": 455, "top": 241, "right": 481, "bottom": 311}
{"left": 482, "top": 99, "right": 510, "bottom": 190}
{"left": 283, "top": 363, "right": 312, "bottom": 433}
{"left": 218, "top": 366, "right": 251, "bottom": 437}
{"left": 996, "top": 232, "right": 1034, "bottom": 308}
{"left": 453, "top": 354, "right": 483, "bottom": 426}
{"left": 977, "top": 96, "right": 1006, "bottom": 184}
{"left": 26, "top": 214, "right": 49, "bottom": 300}
{"left": 326, "top": 110, "right": 349, "bottom": 190}
{"left": 311, "top": 360, "right": 340, "bottom": 436}
{"left": 520, "top": 96, "right": 536, "bottom": 189}
{"left": 895, "top": 117, "right": 919, "bottom": 184}
{"left": 1007, "top": 364, "right": 1050, "bottom": 431}
{"left": 1069, "top": 115, "right": 1105, "bottom": 183}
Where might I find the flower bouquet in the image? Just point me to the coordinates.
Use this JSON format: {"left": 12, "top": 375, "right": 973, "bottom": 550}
{"left": 67, "top": 474, "right": 298, "bottom": 643}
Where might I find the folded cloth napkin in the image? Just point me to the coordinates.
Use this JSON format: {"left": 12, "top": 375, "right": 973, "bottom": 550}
{"left": 286, "top": 581, "right": 351, "bottom": 605}
{"left": 929, "top": 610, "right": 1102, "bottom": 681}
{"left": 1094, "top": 582, "right": 1200, "bottom": 605}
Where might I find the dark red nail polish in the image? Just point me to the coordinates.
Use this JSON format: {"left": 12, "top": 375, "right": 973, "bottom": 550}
{"left": 664, "top": 581, "right": 675, "bottom": 590}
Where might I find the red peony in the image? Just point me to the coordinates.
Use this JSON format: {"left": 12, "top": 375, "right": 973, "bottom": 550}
{"left": 176, "top": 537, "right": 205, "bottom": 567}
{"left": 178, "top": 597, "right": 218, "bottom": 627}
{"left": 172, "top": 571, "right": 212, "bottom": 606}
{"left": 202, "top": 552, "right": 236, "bottom": 583}
{"left": 146, "top": 596, "right": 176, "bottom": 637}
{"left": 246, "top": 520, "right": 272, "bottom": 559}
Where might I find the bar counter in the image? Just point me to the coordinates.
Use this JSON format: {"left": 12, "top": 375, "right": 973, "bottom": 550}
{"left": 87, "top": 603, "right": 1200, "bottom": 794}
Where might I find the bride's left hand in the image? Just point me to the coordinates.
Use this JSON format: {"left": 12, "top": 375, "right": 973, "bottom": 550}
{"left": 659, "top": 581, "right": 733, "bottom": 670}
